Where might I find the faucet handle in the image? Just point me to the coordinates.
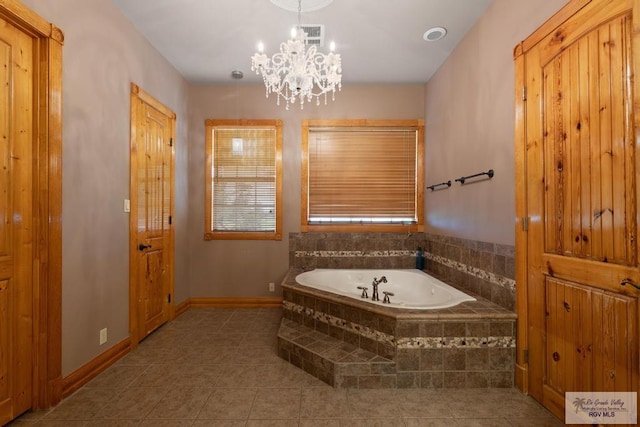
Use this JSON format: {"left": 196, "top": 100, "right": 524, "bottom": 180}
{"left": 382, "top": 291, "right": 394, "bottom": 304}
{"left": 357, "top": 286, "right": 369, "bottom": 299}
{"left": 373, "top": 276, "right": 388, "bottom": 285}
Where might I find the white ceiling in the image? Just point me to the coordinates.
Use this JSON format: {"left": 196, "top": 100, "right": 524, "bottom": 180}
{"left": 110, "top": 0, "right": 493, "bottom": 85}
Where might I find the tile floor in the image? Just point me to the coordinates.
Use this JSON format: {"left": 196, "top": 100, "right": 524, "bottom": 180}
{"left": 9, "top": 308, "right": 564, "bottom": 426}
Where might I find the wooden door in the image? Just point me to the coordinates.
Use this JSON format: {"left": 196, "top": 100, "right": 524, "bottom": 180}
{"left": 516, "top": 0, "right": 640, "bottom": 420}
{"left": 0, "top": 15, "right": 34, "bottom": 424}
{"left": 130, "top": 84, "right": 175, "bottom": 345}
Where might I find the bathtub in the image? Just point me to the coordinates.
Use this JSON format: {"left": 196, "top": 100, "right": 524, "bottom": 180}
{"left": 295, "top": 268, "right": 476, "bottom": 310}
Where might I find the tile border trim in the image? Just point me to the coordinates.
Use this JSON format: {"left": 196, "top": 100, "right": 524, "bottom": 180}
{"left": 425, "top": 252, "right": 516, "bottom": 292}
{"left": 283, "top": 301, "right": 515, "bottom": 349}
{"left": 396, "top": 336, "right": 515, "bottom": 349}
{"left": 294, "top": 250, "right": 415, "bottom": 258}
{"left": 284, "top": 300, "right": 395, "bottom": 346}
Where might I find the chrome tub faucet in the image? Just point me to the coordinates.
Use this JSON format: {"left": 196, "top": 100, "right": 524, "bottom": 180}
{"left": 371, "top": 276, "right": 387, "bottom": 301}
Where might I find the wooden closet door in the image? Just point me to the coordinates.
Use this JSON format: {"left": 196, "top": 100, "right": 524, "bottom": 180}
{"left": 522, "top": 0, "right": 639, "bottom": 419}
{"left": 137, "top": 102, "right": 171, "bottom": 337}
{"left": 130, "top": 85, "right": 175, "bottom": 345}
{"left": 0, "top": 15, "right": 34, "bottom": 424}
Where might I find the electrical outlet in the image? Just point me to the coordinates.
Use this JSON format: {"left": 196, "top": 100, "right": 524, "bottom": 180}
{"left": 268, "top": 282, "right": 275, "bottom": 292}
{"left": 99, "top": 328, "right": 107, "bottom": 345}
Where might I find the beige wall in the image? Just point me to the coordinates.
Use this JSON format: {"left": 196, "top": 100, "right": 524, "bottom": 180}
{"left": 16, "top": 0, "right": 573, "bottom": 378}
{"left": 188, "top": 84, "right": 425, "bottom": 297}
{"left": 21, "top": 0, "right": 191, "bottom": 375}
{"left": 424, "top": 0, "right": 567, "bottom": 246}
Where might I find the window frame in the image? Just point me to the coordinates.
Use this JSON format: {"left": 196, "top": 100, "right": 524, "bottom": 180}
{"left": 301, "top": 119, "right": 424, "bottom": 232}
{"left": 205, "top": 119, "right": 283, "bottom": 240}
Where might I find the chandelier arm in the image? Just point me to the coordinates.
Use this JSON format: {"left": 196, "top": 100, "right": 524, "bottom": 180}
{"left": 307, "top": 53, "right": 337, "bottom": 95}
{"left": 270, "top": 52, "right": 288, "bottom": 68}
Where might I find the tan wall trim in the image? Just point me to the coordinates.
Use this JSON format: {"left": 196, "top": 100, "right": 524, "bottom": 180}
{"left": 513, "top": 0, "right": 591, "bottom": 58}
{"left": 0, "top": 0, "right": 64, "bottom": 411}
{"left": 61, "top": 338, "right": 131, "bottom": 399}
{"left": 175, "top": 299, "right": 191, "bottom": 317}
{"left": 513, "top": 43, "right": 528, "bottom": 395}
{"left": 0, "top": 0, "right": 62, "bottom": 39}
{"left": 515, "top": 363, "right": 528, "bottom": 394}
{"left": 204, "top": 119, "right": 283, "bottom": 241}
{"left": 300, "top": 119, "right": 425, "bottom": 233}
{"left": 60, "top": 298, "right": 280, "bottom": 400}
{"left": 189, "top": 297, "right": 283, "bottom": 309}
{"left": 131, "top": 83, "right": 176, "bottom": 119}
{"left": 174, "top": 297, "right": 284, "bottom": 315}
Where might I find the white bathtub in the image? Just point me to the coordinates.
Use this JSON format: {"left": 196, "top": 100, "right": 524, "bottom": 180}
{"left": 295, "top": 269, "right": 476, "bottom": 310}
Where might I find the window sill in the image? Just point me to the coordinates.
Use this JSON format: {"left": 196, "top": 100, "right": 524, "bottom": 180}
{"left": 204, "top": 231, "right": 282, "bottom": 241}
{"left": 300, "top": 224, "right": 424, "bottom": 233}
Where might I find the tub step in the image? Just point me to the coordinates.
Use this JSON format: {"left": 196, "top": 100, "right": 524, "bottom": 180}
{"left": 277, "top": 318, "right": 396, "bottom": 388}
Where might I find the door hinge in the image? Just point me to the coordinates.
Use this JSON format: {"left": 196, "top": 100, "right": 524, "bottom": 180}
{"left": 169, "top": 138, "right": 173, "bottom": 147}
{"left": 169, "top": 215, "right": 172, "bottom": 225}
{"left": 523, "top": 349, "right": 529, "bottom": 363}
{"left": 167, "top": 293, "right": 171, "bottom": 303}
{"left": 522, "top": 86, "right": 527, "bottom": 101}
{"left": 522, "top": 216, "right": 529, "bottom": 231}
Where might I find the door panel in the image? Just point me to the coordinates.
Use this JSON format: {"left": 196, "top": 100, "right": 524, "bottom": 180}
{"left": 130, "top": 86, "right": 174, "bottom": 343}
{"left": 542, "top": 14, "right": 634, "bottom": 265}
{"left": 142, "top": 249, "right": 165, "bottom": 333}
{"left": 546, "top": 277, "right": 637, "bottom": 394}
{"left": 0, "top": 15, "right": 34, "bottom": 424}
{"left": 522, "top": 0, "right": 640, "bottom": 420}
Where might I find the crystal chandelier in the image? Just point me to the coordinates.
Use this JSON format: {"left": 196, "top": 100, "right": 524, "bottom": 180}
{"left": 251, "top": 0, "right": 342, "bottom": 110}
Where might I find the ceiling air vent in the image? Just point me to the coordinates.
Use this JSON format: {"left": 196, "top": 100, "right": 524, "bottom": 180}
{"left": 297, "top": 24, "right": 324, "bottom": 47}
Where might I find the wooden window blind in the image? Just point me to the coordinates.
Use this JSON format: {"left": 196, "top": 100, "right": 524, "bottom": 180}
{"left": 205, "top": 119, "right": 282, "bottom": 240}
{"left": 302, "top": 119, "right": 424, "bottom": 232}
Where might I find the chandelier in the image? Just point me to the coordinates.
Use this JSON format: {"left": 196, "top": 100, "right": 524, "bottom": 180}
{"left": 251, "top": 0, "right": 342, "bottom": 110}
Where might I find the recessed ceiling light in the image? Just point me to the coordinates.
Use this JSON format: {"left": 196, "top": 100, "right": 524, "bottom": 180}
{"left": 423, "top": 27, "right": 447, "bottom": 42}
{"left": 270, "top": 0, "right": 333, "bottom": 13}
{"left": 231, "top": 70, "right": 244, "bottom": 79}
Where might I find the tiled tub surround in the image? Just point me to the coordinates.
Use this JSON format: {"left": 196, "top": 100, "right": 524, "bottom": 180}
{"left": 289, "top": 232, "right": 516, "bottom": 311}
{"left": 279, "top": 268, "right": 516, "bottom": 389}
{"left": 289, "top": 232, "right": 428, "bottom": 270}
{"left": 423, "top": 233, "right": 516, "bottom": 311}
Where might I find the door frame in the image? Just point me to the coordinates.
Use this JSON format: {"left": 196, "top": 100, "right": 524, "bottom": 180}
{"left": 0, "top": 0, "right": 63, "bottom": 410}
{"left": 129, "top": 83, "right": 176, "bottom": 348}
{"left": 514, "top": 0, "right": 594, "bottom": 395}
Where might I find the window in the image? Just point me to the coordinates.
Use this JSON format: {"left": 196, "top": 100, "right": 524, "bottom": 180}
{"left": 205, "top": 119, "right": 282, "bottom": 240}
{"left": 301, "top": 119, "right": 424, "bottom": 232}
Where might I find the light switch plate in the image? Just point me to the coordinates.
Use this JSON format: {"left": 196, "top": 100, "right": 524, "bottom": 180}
{"left": 99, "top": 328, "right": 107, "bottom": 345}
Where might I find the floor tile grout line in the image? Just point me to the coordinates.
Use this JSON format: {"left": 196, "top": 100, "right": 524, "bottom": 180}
{"left": 14, "top": 308, "right": 563, "bottom": 426}
{"left": 297, "top": 385, "right": 303, "bottom": 422}
{"left": 190, "top": 386, "right": 217, "bottom": 423}
{"left": 244, "top": 383, "right": 260, "bottom": 423}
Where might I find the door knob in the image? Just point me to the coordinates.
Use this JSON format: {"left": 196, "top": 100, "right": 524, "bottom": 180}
{"left": 138, "top": 243, "right": 152, "bottom": 251}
